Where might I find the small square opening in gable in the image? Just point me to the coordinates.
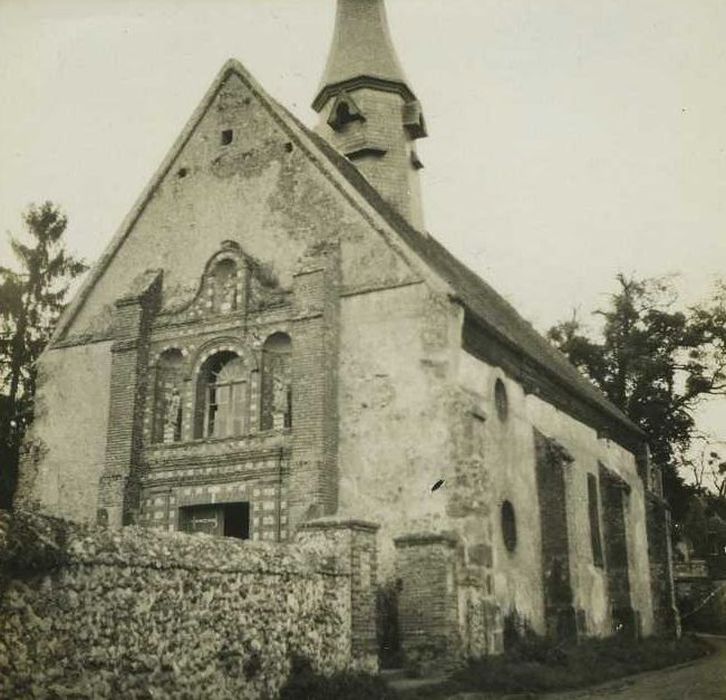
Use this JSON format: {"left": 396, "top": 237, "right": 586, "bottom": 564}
{"left": 221, "top": 129, "right": 234, "bottom": 145}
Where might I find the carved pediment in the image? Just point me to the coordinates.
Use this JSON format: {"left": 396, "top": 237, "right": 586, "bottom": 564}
{"left": 159, "top": 241, "right": 287, "bottom": 323}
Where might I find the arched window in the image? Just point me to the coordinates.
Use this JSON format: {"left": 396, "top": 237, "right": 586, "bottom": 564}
{"left": 260, "top": 333, "right": 292, "bottom": 430}
{"left": 153, "top": 349, "right": 184, "bottom": 444}
{"left": 212, "top": 259, "right": 238, "bottom": 314}
{"left": 327, "top": 93, "right": 365, "bottom": 131}
{"left": 336, "top": 102, "right": 352, "bottom": 124}
{"left": 195, "top": 351, "right": 249, "bottom": 438}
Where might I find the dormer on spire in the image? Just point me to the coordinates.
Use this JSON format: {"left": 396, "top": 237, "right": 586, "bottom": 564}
{"left": 327, "top": 91, "right": 366, "bottom": 131}
{"left": 313, "top": 0, "right": 427, "bottom": 230}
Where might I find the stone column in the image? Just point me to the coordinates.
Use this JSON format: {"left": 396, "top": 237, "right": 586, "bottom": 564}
{"left": 394, "top": 532, "right": 460, "bottom": 673}
{"left": 98, "top": 271, "right": 161, "bottom": 529}
{"left": 296, "top": 517, "right": 380, "bottom": 670}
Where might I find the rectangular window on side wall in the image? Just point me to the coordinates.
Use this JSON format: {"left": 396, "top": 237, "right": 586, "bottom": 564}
{"left": 588, "top": 473, "right": 604, "bottom": 568}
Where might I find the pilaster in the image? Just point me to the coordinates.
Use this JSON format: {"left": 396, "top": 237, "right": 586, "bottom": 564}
{"left": 98, "top": 271, "right": 162, "bottom": 528}
{"left": 287, "top": 245, "right": 341, "bottom": 530}
{"left": 534, "top": 429, "right": 581, "bottom": 641}
{"left": 296, "top": 517, "right": 380, "bottom": 670}
{"left": 599, "top": 463, "right": 638, "bottom": 638}
{"left": 394, "top": 532, "right": 461, "bottom": 673}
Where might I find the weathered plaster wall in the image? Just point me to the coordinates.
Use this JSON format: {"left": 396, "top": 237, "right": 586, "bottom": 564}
{"left": 0, "top": 510, "right": 354, "bottom": 699}
{"left": 27, "top": 65, "right": 424, "bottom": 526}
{"left": 527, "top": 391, "right": 654, "bottom": 637}
{"left": 65, "top": 71, "right": 416, "bottom": 342}
{"left": 337, "top": 283, "right": 462, "bottom": 578}
{"left": 457, "top": 353, "right": 545, "bottom": 634}
{"left": 457, "top": 350, "right": 654, "bottom": 637}
{"left": 16, "top": 343, "right": 112, "bottom": 524}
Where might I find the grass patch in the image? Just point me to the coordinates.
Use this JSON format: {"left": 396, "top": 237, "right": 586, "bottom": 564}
{"left": 279, "top": 655, "right": 400, "bottom": 700}
{"left": 401, "top": 634, "right": 712, "bottom": 698}
{"left": 279, "top": 633, "right": 711, "bottom": 699}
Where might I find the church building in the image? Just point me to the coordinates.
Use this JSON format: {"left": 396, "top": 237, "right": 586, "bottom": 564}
{"left": 18, "top": 0, "right": 678, "bottom": 655}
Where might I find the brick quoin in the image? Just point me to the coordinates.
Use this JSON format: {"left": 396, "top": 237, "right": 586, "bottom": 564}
{"left": 98, "top": 272, "right": 162, "bottom": 528}
{"left": 534, "top": 429, "right": 581, "bottom": 642}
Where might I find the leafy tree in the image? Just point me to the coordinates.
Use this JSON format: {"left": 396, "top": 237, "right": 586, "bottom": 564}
{"left": 682, "top": 435, "right": 726, "bottom": 499}
{"left": 0, "top": 202, "right": 87, "bottom": 509}
{"left": 548, "top": 274, "right": 726, "bottom": 521}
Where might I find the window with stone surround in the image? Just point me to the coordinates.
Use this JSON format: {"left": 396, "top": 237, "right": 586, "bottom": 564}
{"left": 153, "top": 349, "right": 184, "bottom": 443}
{"left": 195, "top": 351, "right": 249, "bottom": 439}
{"left": 588, "top": 473, "right": 604, "bottom": 568}
{"left": 260, "top": 332, "right": 292, "bottom": 431}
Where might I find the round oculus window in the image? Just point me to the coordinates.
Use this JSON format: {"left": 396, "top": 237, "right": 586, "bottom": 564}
{"left": 501, "top": 500, "right": 517, "bottom": 552}
{"left": 494, "top": 378, "right": 509, "bottom": 421}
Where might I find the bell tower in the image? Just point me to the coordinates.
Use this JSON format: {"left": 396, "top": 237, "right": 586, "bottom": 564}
{"left": 313, "top": 0, "right": 427, "bottom": 230}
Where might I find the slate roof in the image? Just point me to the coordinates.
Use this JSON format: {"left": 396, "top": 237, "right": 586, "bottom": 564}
{"left": 313, "top": 0, "right": 412, "bottom": 108}
{"left": 296, "top": 121, "right": 644, "bottom": 439}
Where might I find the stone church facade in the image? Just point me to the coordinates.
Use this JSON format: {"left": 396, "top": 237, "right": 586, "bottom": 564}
{"left": 18, "top": 0, "right": 677, "bottom": 657}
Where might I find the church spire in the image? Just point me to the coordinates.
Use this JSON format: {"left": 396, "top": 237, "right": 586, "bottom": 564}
{"left": 313, "top": 0, "right": 427, "bottom": 230}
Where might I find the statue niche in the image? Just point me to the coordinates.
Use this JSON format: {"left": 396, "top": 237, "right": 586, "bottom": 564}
{"left": 212, "top": 258, "right": 241, "bottom": 314}
{"left": 260, "top": 333, "right": 292, "bottom": 430}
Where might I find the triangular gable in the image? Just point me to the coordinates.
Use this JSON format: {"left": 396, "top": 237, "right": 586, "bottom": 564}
{"left": 52, "top": 58, "right": 451, "bottom": 344}
{"left": 50, "top": 57, "right": 640, "bottom": 442}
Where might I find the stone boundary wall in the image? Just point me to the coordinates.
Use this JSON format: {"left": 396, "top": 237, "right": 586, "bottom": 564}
{"left": 0, "top": 510, "right": 367, "bottom": 699}
{"left": 675, "top": 572, "right": 726, "bottom": 635}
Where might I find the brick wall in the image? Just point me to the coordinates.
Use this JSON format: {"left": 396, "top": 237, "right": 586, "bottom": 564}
{"left": 599, "top": 463, "right": 638, "bottom": 637}
{"left": 98, "top": 272, "right": 162, "bottom": 528}
{"left": 296, "top": 517, "right": 379, "bottom": 669}
{"left": 93, "top": 237, "right": 341, "bottom": 542}
{"left": 394, "top": 532, "right": 461, "bottom": 672}
{"left": 139, "top": 476, "right": 288, "bottom": 542}
{"left": 288, "top": 246, "right": 340, "bottom": 529}
{"left": 533, "top": 429, "right": 580, "bottom": 641}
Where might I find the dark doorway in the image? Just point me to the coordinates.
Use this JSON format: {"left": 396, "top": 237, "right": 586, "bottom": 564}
{"left": 223, "top": 502, "right": 250, "bottom": 539}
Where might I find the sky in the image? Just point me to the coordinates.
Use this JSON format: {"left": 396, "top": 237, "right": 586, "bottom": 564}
{"left": 1, "top": 0, "right": 725, "bottom": 435}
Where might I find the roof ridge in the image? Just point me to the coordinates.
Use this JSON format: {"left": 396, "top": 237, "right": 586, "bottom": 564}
{"left": 50, "top": 57, "right": 641, "bottom": 443}
{"left": 293, "top": 120, "right": 641, "bottom": 438}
